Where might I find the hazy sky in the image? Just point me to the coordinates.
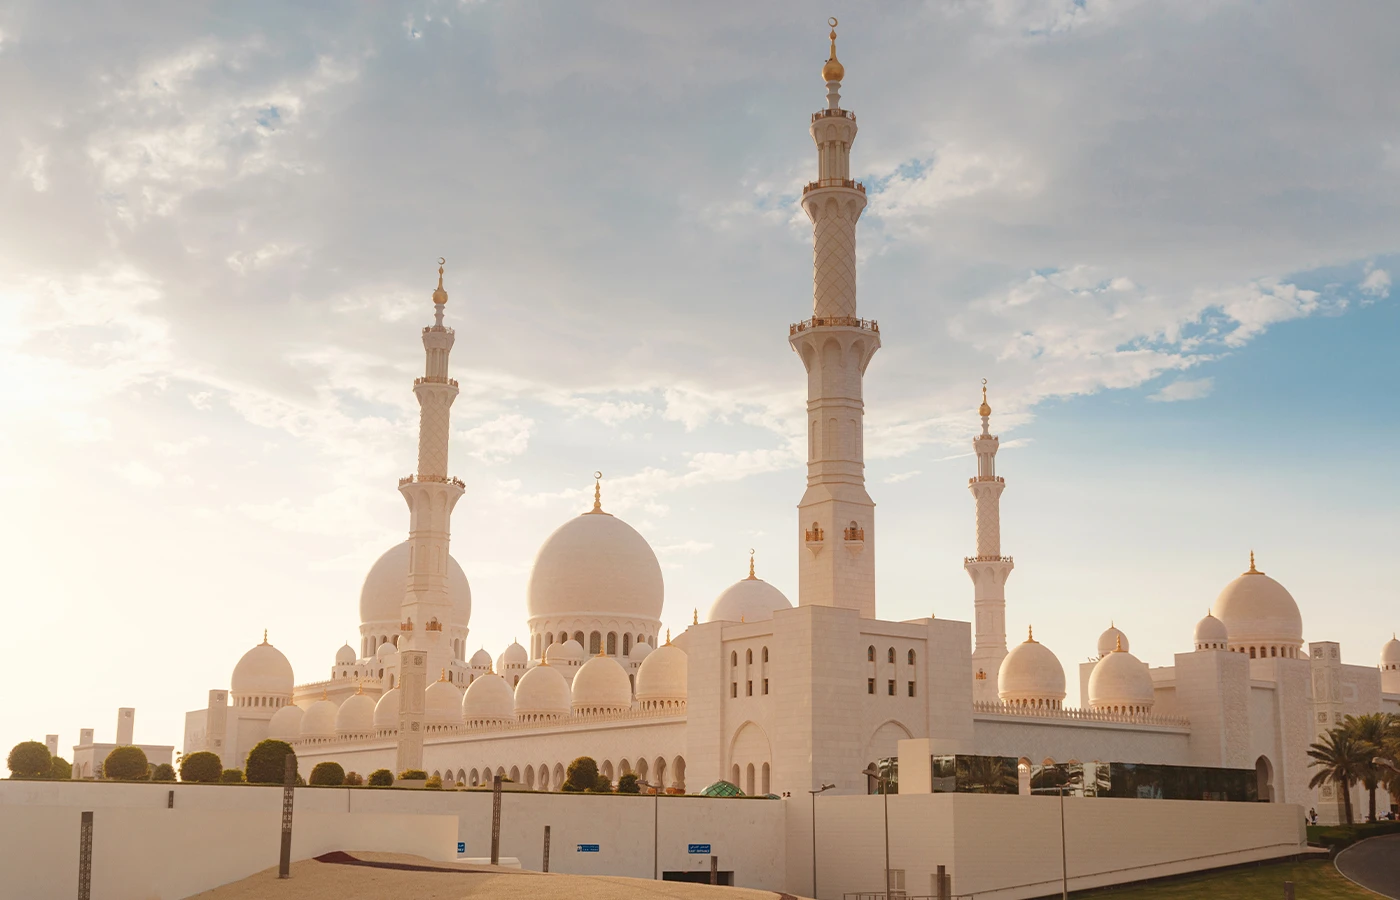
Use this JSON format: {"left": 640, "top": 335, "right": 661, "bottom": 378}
{"left": 2, "top": 1, "right": 1398, "bottom": 758}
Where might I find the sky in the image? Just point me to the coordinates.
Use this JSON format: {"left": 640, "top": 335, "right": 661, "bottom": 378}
{"left": 1, "top": 0, "right": 1398, "bottom": 759}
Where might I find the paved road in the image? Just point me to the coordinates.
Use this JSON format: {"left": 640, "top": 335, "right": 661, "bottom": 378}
{"left": 1336, "top": 834, "right": 1400, "bottom": 899}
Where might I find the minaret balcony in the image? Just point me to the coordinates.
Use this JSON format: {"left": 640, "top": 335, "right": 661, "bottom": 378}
{"left": 811, "top": 108, "right": 856, "bottom": 123}
{"left": 964, "top": 555, "right": 1014, "bottom": 565}
{"left": 413, "top": 376, "right": 459, "bottom": 387}
{"left": 968, "top": 476, "right": 1005, "bottom": 484}
{"left": 789, "top": 316, "right": 879, "bottom": 335}
{"left": 398, "top": 474, "right": 466, "bottom": 488}
{"left": 803, "top": 179, "right": 865, "bottom": 195}
{"left": 421, "top": 325, "right": 455, "bottom": 335}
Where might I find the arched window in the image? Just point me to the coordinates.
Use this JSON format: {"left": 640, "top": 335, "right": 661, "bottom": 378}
{"left": 623, "top": 633, "right": 632, "bottom": 656}
{"left": 1249, "top": 647, "right": 1256, "bottom": 658}
{"left": 908, "top": 649, "right": 916, "bottom": 665}
{"left": 573, "top": 630, "right": 585, "bottom": 646}
{"left": 887, "top": 647, "right": 895, "bottom": 664}
{"left": 762, "top": 646, "right": 769, "bottom": 663}
{"left": 731, "top": 651, "right": 738, "bottom": 667}
{"left": 607, "top": 632, "right": 617, "bottom": 655}
{"left": 868, "top": 645, "right": 875, "bottom": 662}
{"left": 746, "top": 649, "right": 753, "bottom": 665}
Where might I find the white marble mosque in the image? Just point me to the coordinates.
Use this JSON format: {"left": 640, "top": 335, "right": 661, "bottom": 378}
{"left": 174, "top": 26, "right": 1400, "bottom": 824}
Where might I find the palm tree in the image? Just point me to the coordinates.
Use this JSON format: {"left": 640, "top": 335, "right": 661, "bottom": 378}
{"left": 1307, "top": 726, "right": 1373, "bottom": 825}
{"left": 1341, "top": 713, "right": 1397, "bottom": 822}
{"left": 962, "top": 756, "right": 1018, "bottom": 794}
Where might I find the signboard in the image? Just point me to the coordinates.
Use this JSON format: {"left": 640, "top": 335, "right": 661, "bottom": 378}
{"left": 457, "top": 842, "right": 466, "bottom": 855}
{"left": 577, "top": 844, "right": 600, "bottom": 853}
{"left": 688, "top": 843, "right": 712, "bottom": 855}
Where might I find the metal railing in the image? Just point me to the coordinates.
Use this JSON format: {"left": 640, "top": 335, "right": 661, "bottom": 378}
{"left": 813, "top": 108, "right": 857, "bottom": 122}
{"left": 804, "top": 179, "right": 866, "bottom": 195}
{"left": 790, "top": 316, "right": 880, "bottom": 334}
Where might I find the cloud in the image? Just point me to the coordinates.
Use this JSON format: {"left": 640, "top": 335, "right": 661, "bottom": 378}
{"left": 1361, "top": 267, "right": 1391, "bottom": 300}
{"left": 114, "top": 461, "right": 164, "bottom": 486}
{"left": 1148, "top": 377, "right": 1214, "bottom": 403}
{"left": 883, "top": 470, "right": 922, "bottom": 484}
{"left": 457, "top": 413, "right": 534, "bottom": 464}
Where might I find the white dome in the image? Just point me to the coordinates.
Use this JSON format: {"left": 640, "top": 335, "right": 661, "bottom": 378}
{"left": 636, "top": 644, "right": 688, "bottom": 704}
{"left": 998, "top": 629, "right": 1066, "bottom": 706}
{"left": 335, "top": 643, "right": 357, "bottom": 666}
{"left": 629, "top": 641, "right": 654, "bottom": 664}
{"left": 462, "top": 674, "right": 515, "bottom": 724}
{"left": 708, "top": 576, "right": 792, "bottom": 623}
{"left": 376, "top": 642, "right": 398, "bottom": 662}
{"left": 571, "top": 655, "right": 633, "bottom": 713}
{"left": 1087, "top": 647, "right": 1155, "bottom": 712}
{"left": 359, "top": 540, "right": 471, "bottom": 628}
{"left": 526, "top": 511, "right": 663, "bottom": 621}
{"left": 373, "top": 687, "right": 400, "bottom": 733}
{"left": 1212, "top": 559, "right": 1303, "bottom": 650}
{"left": 1096, "top": 625, "right": 1128, "bottom": 658}
{"left": 267, "top": 704, "right": 303, "bottom": 742}
{"left": 335, "top": 691, "right": 376, "bottom": 736}
{"left": 545, "top": 640, "right": 585, "bottom": 665}
{"left": 469, "top": 648, "right": 493, "bottom": 669}
{"left": 512, "top": 663, "right": 571, "bottom": 718}
{"left": 231, "top": 638, "right": 294, "bottom": 699}
{"left": 301, "top": 697, "right": 339, "bottom": 739}
{"left": 498, "top": 641, "right": 528, "bottom": 671}
{"left": 1194, "top": 612, "right": 1229, "bottom": 649}
{"left": 1383, "top": 635, "right": 1400, "bottom": 665}
{"left": 425, "top": 676, "right": 463, "bottom": 725}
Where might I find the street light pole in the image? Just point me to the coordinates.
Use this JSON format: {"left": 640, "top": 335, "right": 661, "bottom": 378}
{"left": 639, "top": 779, "right": 660, "bottom": 880}
{"left": 1059, "top": 785, "right": 1068, "bottom": 900}
{"left": 809, "top": 783, "right": 834, "bottom": 898}
{"left": 861, "top": 766, "right": 892, "bottom": 899}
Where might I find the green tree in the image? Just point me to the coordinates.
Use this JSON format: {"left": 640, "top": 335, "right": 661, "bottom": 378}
{"left": 367, "top": 769, "right": 393, "bottom": 787}
{"left": 963, "top": 757, "right": 1018, "bottom": 795}
{"left": 1308, "top": 726, "right": 1372, "bottom": 824}
{"left": 565, "top": 757, "right": 599, "bottom": 792}
{"left": 152, "top": 763, "right": 177, "bottom": 782}
{"left": 245, "top": 739, "right": 297, "bottom": 785}
{"left": 309, "top": 762, "right": 345, "bottom": 786}
{"left": 103, "top": 746, "right": 149, "bottom": 781}
{"left": 221, "top": 768, "right": 246, "bottom": 783}
{"left": 7, "top": 741, "right": 51, "bottom": 778}
{"left": 49, "top": 756, "right": 72, "bottom": 780}
{"left": 617, "top": 773, "right": 640, "bottom": 794}
{"left": 179, "top": 751, "right": 223, "bottom": 784}
{"left": 1342, "top": 713, "right": 1395, "bottom": 822}
{"left": 587, "top": 773, "right": 612, "bottom": 793}
{"left": 344, "top": 771, "right": 364, "bottom": 786}
{"left": 398, "top": 769, "right": 427, "bottom": 781}
{"left": 425, "top": 774, "right": 443, "bottom": 789}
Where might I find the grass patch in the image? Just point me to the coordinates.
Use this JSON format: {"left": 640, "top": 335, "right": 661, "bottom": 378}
{"left": 1072, "top": 858, "right": 1371, "bottom": 899}
{"left": 1307, "top": 820, "right": 1400, "bottom": 850}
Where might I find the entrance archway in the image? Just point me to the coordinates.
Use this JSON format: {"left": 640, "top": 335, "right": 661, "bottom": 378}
{"left": 1255, "top": 755, "right": 1274, "bottom": 802}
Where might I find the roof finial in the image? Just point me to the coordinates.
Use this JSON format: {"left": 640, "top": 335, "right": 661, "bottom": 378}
{"left": 321, "top": 686, "right": 327, "bottom": 701}
{"left": 665, "top": 628, "right": 671, "bottom": 645}
{"left": 746, "top": 548, "right": 757, "bottom": 580}
{"left": 1027, "top": 625, "right": 1035, "bottom": 643}
{"left": 822, "top": 17, "right": 845, "bottom": 83}
{"left": 979, "top": 378, "right": 992, "bottom": 418}
{"left": 440, "top": 667, "right": 449, "bottom": 682}
{"left": 432, "top": 257, "right": 448, "bottom": 305}
{"left": 693, "top": 608, "right": 698, "bottom": 625}
{"left": 584, "top": 471, "right": 611, "bottom": 515}
{"left": 262, "top": 629, "right": 268, "bottom": 645}
{"left": 356, "top": 680, "right": 364, "bottom": 695}
{"left": 1245, "top": 550, "right": 1262, "bottom": 575}
{"left": 1115, "top": 634, "right": 1123, "bottom": 653}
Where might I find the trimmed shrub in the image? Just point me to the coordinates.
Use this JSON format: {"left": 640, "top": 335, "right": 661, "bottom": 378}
{"left": 309, "top": 762, "right": 345, "bottom": 786}
{"left": 344, "top": 771, "right": 364, "bottom": 786}
{"left": 560, "top": 782, "right": 583, "bottom": 792}
{"left": 367, "top": 768, "right": 393, "bottom": 787}
{"left": 152, "top": 763, "right": 176, "bottom": 782}
{"left": 179, "top": 751, "right": 223, "bottom": 784}
{"left": 425, "top": 774, "right": 443, "bottom": 789}
{"left": 7, "top": 741, "right": 51, "bottom": 778}
{"left": 565, "top": 757, "right": 599, "bottom": 792}
{"left": 245, "top": 740, "right": 296, "bottom": 785}
{"left": 398, "top": 769, "right": 428, "bottom": 781}
{"left": 587, "top": 773, "right": 612, "bottom": 793}
{"left": 221, "top": 769, "right": 246, "bottom": 783}
{"left": 617, "top": 773, "right": 640, "bottom": 794}
{"left": 50, "top": 756, "right": 72, "bottom": 781}
{"left": 103, "top": 746, "right": 149, "bottom": 781}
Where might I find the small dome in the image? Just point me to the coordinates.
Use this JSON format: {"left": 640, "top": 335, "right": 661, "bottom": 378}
{"left": 636, "top": 644, "right": 688, "bottom": 704}
{"left": 373, "top": 687, "right": 400, "bottom": 733}
{"left": 1194, "top": 612, "right": 1229, "bottom": 649}
{"left": 526, "top": 510, "right": 663, "bottom": 622}
{"left": 376, "top": 642, "right": 398, "bottom": 662}
{"left": 1088, "top": 647, "right": 1155, "bottom": 712}
{"left": 335, "top": 691, "right": 375, "bottom": 736}
{"left": 300, "top": 697, "right": 339, "bottom": 739}
{"left": 629, "top": 641, "right": 654, "bottom": 665}
{"left": 822, "top": 25, "right": 844, "bottom": 82}
{"left": 335, "top": 643, "right": 357, "bottom": 666}
{"left": 1383, "top": 635, "right": 1400, "bottom": 665}
{"left": 359, "top": 540, "right": 471, "bottom": 628}
{"left": 545, "top": 639, "right": 585, "bottom": 666}
{"left": 571, "top": 655, "right": 633, "bottom": 713}
{"left": 1212, "top": 556, "right": 1303, "bottom": 650}
{"left": 498, "top": 641, "right": 528, "bottom": 671}
{"left": 469, "top": 648, "right": 493, "bottom": 669}
{"left": 462, "top": 674, "right": 515, "bottom": 724}
{"left": 998, "top": 628, "right": 1066, "bottom": 706}
{"left": 425, "top": 674, "right": 463, "bottom": 725}
{"left": 512, "top": 663, "right": 571, "bottom": 718}
{"left": 1096, "top": 625, "right": 1128, "bottom": 658}
{"left": 708, "top": 577, "right": 792, "bottom": 624}
{"left": 267, "top": 704, "right": 303, "bottom": 742}
{"left": 231, "top": 637, "right": 294, "bottom": 699}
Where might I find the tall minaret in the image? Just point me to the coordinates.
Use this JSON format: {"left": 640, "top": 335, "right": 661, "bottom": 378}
{"left": 398, "top": 260, "right": 466, "bottom": 678}
{"left": 789, "top": 20, "right": 879, "bottom": 618}
{"left": 965, "top": 381, "right": 1013, "bottom": 700}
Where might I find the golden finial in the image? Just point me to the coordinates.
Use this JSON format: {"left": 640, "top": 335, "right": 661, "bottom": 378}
{"left": 1245, "top": 551, "right": 1262, "bottom": 575}
{"left": 432, "top": 257, "right": 448, "bottom": 305}
{"left": 356, "top": 680, "right": 364, "bottom": 695}
{"left": 665, "top": 628, "right": 671, "bottom": 645}
{"left": 740, "top": 615, "right": 746, "bottom": 623}
{"left": 693, "top": 608, "right": 699, "bottom": 625}
{"left": 321, "top": 687, "right": 328, "bottom": 701}
{"left": 822, "top": 17, "right": 845, "bottom": 82}
{"left": 1027, "top": 625, "right": 1035, "bottom": 643}
{"left": 979, "top": 378, "right": 992, "bottom": 418}
{"left": 439, "top": 667, "right": 448, "bottom": 682}
{"left": 1115, "top": 635, "right": 1123, "bottom": 653}
{"left": 261, "top": 629, "right": 268, "bottom": 645}
{"left": 584, "top": 471, "right": 611, "bottom": 515}
{"left": 746, "top": 548, "right": 757, "bottom": 580}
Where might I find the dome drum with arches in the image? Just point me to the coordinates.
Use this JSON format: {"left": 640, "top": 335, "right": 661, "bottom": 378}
{"left": 1211, "top": 554, "right": 1304, "bottom": 658}
{"left": 358, "top": 541, "right": 472, "bottom": 659}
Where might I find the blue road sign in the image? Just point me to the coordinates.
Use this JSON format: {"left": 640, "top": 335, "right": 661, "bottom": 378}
{"left": 577, "top": 844, "right": 600, "bottom": 853}
{"left": 456, "top": 841, "right": 466, "bottom": 854}
{"left": 688, "top": 843, "right": 712, "bottom": 855}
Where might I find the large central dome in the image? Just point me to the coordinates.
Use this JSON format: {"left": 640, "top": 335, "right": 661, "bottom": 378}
{"left": 1211, "top": 555, "right": 1303, "bottom": 652}
{"left": 359, "top": 540, "right": 472, "bottom": 628}
{"left": 527, "top": 511, "right": 663, "bottom": 621}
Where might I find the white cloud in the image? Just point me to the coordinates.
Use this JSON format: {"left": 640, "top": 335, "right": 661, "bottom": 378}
{"left": 457, "top": 414, "right": 534, "bottom": 464}
{"left": 1148, "top": 377, "right": 1214, "bottom": 403}
{"left": 114, "top": 461, "right": 165, "bottom": 486}
{"left": 883, "top": 470, "right": 922, "bottom": 484}
{"left": 1361, "top": 267, "right": 1391, "bottom": 300}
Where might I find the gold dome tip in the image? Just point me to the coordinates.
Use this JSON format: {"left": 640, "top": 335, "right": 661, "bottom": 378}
{"left": 822, "top": 17, "right": 844, "bottom": 82}
{"left": 1027, "top": 625, "right": 1036, "bottom": 643}
{"left": 432, "top": 258, "right": 448, "bottom": 305}
{"left": 1245, "top": 550, "right": 1263, "bottom": 575}
{"left": 978, "top": 378, "right": 992, "bottom": 417}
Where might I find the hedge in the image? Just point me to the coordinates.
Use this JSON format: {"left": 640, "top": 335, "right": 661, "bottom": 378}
{"left": 7, "top": 741, "right": 51, "bottom": 778}
{"left": 221, "top": 768, "right": 246, "bottom": 783}
{"left": 103, "top": 746, "right": 149, "bottom": 781}
{"left": 367, "top": 769, "right": 393, "bottom": 786}
{"left": 309, "top": 762, "right": 345, "bottom": 786}
{"left": 179, "top": 751, "right": 223, "bottom": 784}
{"left": 245, "top": 740, "right": 296, "bottom": 785}
{"left": 152, "top": 763, "right": 176, "bottom": 782}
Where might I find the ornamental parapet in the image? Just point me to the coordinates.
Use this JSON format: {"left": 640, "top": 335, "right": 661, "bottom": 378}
{"left": 790, "top": 317, "right": 879, "bottom": 335}
{"left": 811, "top": 108, "right": 856, "bottom": 123}
{"left": 398, "top": 474, "right": 467, "bottom": 488}
{"left": 843, "top": 526, "right": 865, "bottom": 541}
{"left": 964, "top": 555, "right": 1014, "bottom": 565}
{"left": 414, "top": 376, "right": 459, "bottom": 387}
{"left": 421, "top": 325, "right": 455, "bottom": 335}
{"left": 298, "top": 704, "right": 688, "bottom": 747}
{"left": 969, "top": 475, "right": 1005, "bottom": 484}
{"left": 805, "top": 526, "right": 825, "bottom": 542}
{"left": 803, "top": 179, "right": 865, "bottom": 195}
{"left": 972, "top": 700, "right": 1188, "bottom": 728}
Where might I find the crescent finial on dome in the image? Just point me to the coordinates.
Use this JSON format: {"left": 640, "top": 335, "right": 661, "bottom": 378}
{"left": 822, "top": 17, "right": 845, "bottom": 83}
{"left": 747, "top": 548, "right": 757, "bottom": 580}
{"left": 432, "top": 258, "right": 448, "bottom": 306}
{"left": 979, "top": 379, "right": 992, "bottom": 418}
{"left": 584, "top": 471, "right": 612, "bottom": 516}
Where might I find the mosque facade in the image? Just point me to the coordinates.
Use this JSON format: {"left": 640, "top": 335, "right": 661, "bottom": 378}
{"left": 179, "top": 30, "right": 1400, "bottom": 824}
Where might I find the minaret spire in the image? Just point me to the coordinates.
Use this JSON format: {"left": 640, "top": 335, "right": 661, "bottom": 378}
{"left": 789, "top": 23, "right": 879, "bottom": 618}
{"left": 965, "top": 380, "right": 1014, "bottom": 700}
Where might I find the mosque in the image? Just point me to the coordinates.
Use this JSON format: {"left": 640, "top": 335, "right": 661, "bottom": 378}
{"left": 179, "top": 26, "right": 1400, "bottom": 825}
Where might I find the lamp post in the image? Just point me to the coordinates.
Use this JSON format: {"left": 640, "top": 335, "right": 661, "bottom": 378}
{"left": 1031, "top": 775, "right": 1082, "bottom": 900}
{"left": 638, "top": 779, "right": 661, "bottom": 880}
{"left": 809, "top": 783, "right": 835, "bottom": 898}
{"left": 860, "top": 766, "right": 892, "bottom": 899}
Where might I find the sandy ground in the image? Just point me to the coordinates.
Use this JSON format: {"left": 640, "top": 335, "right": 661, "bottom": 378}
{"left": 190, "top": 852, "right": 805, "bottom": 900}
